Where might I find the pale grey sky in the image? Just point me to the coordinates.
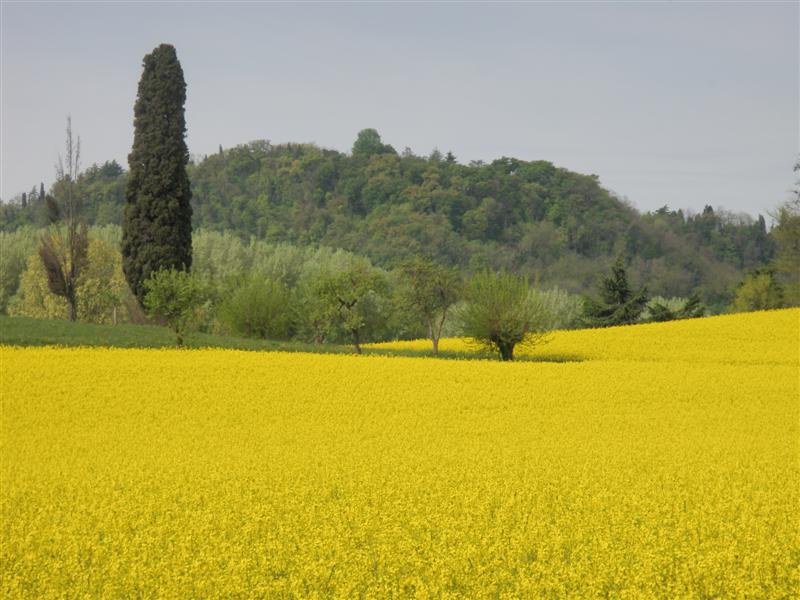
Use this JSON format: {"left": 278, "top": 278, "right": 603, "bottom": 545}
{"left": 1, "top": 1, "right": 798, "bottom": 218}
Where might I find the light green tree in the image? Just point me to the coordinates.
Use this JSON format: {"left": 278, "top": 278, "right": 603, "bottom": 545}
{"left": 313, "top": 261, "right": 389, "bottom": 353}
{"left": 143, "top": 269, "right": 206, "bottom": 347}
{"left": 9, "top": 252, "right": 68, "bottom": 319}
{"left": 731, "top": 269, "right": 784, "bottom": 312}
{"left": 10, "top": 238, "right": 133, "bottom": 323}
{"left": 0, "top": 228, "right": 39, "bottom": 313}
{"left": 459, "top": 270, "right": 547, "bottom": 361}
{"left": 78, "top": 239, "right": 135, "bottom": 323}
{"left": 218, "top": 278, "right": 293, "bottom": 340}
{"left": 397, "top": 256, "right": 461, "bottom": 354}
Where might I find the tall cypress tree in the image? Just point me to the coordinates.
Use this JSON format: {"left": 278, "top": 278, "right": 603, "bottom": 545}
{"left": 122, "top": 43, "right": 192, "bottom": 304}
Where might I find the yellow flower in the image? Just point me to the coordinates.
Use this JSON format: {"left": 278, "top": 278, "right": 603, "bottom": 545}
{"left": 1, "top": 308, "right": 798, "bottom": 596}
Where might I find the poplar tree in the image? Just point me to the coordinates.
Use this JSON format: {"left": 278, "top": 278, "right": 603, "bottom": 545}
{"left": 122, "top": 43, "right": 192, "bottom": 304}
{"left": 39, "top": 116, "right": 89, "bottom": 322}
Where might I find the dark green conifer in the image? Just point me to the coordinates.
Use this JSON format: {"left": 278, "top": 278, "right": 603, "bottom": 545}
{"left": 583, "top": 256, "right": 649, "bottom": 327}
{"left": 122, "top": 43, "right": 192, "bottom": 304}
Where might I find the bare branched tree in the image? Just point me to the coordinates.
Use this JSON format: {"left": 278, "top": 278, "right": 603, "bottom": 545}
{"left": 39, "top": 116, "right": 89, "bottom": 321}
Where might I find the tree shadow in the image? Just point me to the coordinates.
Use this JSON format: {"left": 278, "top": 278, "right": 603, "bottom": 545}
{"left": 363, "top": 347, "right": 585, "bottom": 363}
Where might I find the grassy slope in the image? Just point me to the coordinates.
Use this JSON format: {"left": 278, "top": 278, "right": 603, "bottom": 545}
{"left": 22, "top": 309, "right": 791, "bottom": 363}
{"left": 0, "top": 316, "right": 355, "bottom": 354}
{"left": 0, "top": 315, "right": 582, "bottom": 362}
{"left": 0, "top": 315, "right": 483, "bottom": 361}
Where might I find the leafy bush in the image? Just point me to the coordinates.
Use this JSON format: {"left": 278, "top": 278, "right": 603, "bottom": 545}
{"left": 0, "top": 227, "right": 39, "bottom": 313}
{"left": 527, "top": 286, "right": 584, "bottom": 331}
{"left": 730, "top": 268, "right": 784, "bottom": 312}
{"left": 218, "top": 278, "right": 293, "bottom": 340}
{"left": 641, "top": 294, "right": 705, "bottom": 322}
{"left": 143, "top": 269, "right": 207, "bottom": 347}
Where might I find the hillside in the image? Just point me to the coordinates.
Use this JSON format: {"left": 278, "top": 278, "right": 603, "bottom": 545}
{"left": 1, "top": 130, "right": 775, "bottom": 307}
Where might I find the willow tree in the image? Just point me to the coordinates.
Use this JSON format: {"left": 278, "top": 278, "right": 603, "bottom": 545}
{"left": 122, "top": 43, "right": 192, "bottom": 304}
{"left": 460, "top": 270, "right": 546, "bottom": 361}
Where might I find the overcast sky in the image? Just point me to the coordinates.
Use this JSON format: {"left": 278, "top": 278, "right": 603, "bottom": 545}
{"left": 1, "top": 1, "right": 798, "bottom": 217}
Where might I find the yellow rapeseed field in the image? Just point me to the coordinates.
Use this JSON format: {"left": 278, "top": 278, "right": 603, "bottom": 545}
{"left": 370, "top": 307, "right": 800, "bottom": 366}
{"left": 1, "top": 309, "right": 798, "bottom": 597}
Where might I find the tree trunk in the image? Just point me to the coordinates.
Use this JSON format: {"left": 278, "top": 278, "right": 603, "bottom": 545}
{"left": 67, "top": 298, "right": 77, "bottom": 322}
{"left": 175, "top": 327, "right": 184, "bottom": 348}
{"left": 498, "top": 341, "right": 514, "bottom": 361}
{"left": 352, "top": 329, "right": 362, "bottom": 354}
{"left": 428, "top": 319, "right": 439, "bottom": 355}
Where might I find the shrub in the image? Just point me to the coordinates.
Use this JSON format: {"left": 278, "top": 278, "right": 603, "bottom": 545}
{"left": 219, "top": 279, "right": 293, "bottom": 340}
{"left": 143, "top": 269, "right": 206, "bottom": 347}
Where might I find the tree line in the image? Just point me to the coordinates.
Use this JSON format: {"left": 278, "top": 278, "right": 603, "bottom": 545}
{"left": 4, "top": 135, "right": 787, "bottom": 311}
{"left": 6, "top": 221, "right": 789, "bottom": 360}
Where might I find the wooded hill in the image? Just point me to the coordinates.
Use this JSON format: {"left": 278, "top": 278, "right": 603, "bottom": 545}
{"left": 2, "top": 129, "right": 775, "bottom": 309}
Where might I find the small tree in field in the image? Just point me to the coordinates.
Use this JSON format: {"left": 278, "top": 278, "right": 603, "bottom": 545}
{"left": 315, "top": 261, "right": 388, "bottom": 354}
{"left": 459, "top": 270, "right": 546, "bottom": 361}
{"left": 143, "top": 269, "right": 205, "bottom": 347}
{"left": 398, "top": 256, "right": 461, "bottom": 354}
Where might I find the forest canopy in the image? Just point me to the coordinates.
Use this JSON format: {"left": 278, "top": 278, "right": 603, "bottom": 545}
{"left": 1, "top": 130, "right": 777, "bottom": 310}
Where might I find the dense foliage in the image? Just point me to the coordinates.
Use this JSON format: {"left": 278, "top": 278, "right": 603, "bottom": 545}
{"left": 10, "top": 238, "right": 136, "bottom": 324}
{"left": 2, "top": 131, "right": 780, "bottom": 310}
{"left": 122, "top": 44, "right": 193, "bottom": 303}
